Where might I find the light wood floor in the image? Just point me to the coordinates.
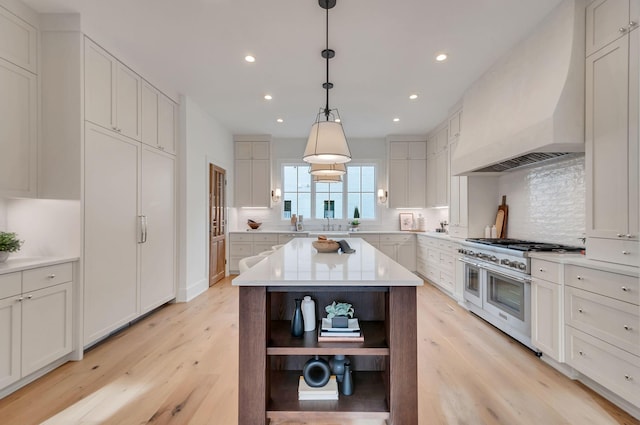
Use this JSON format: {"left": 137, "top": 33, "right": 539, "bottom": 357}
{"left": 0, "top": 276, "right": 637, "bottom": 425}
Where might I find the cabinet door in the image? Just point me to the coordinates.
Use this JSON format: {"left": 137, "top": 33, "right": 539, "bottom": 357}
{"left": 141, "top": 81, "right": 159, "bottom": 148}
{"left": 235, "top": 141, "right": 253, "bottom": 160}
{"left": 435, "top": 150, "right": 448, "bottom": 207}
{"left": 84, "top": 124, "right": 139, "bottom": 345}
{"left": 426, "top": 156, "right": 436, "bottom": 207}
{"left": 251, "top": 159, "right": 271, "bottom": 207}
{"left": 0, "top": 6, "right": 37, "bottom": 73}
{"left": 408, "top": 141, "right": 426, "bottom": 159}
{"left": 235, "top": 159, "right": 252, "bottom": 207}
{"left": 586, "top": 36, "right": 630, "bottom": 239}
{"left": 586, "top": 0, "right": 631, "bottom": 56}
{"left": 388, "top": 159, "right": 407, "bottom": 208}
{"left": 251, "top": 141, "right": 270, "bottom": 160}
{"left": 116, "top": 63, "right": 141, "bottom": 140}
{"left": 397, "top": 239, "right": 416, "bottom": 271}
{"left": 21, "top": 282, "right": 72, "bottom": 376}
{"left": 140, "top": 148, "right": 176, "bottom": 314}
{"left": 0, "top": 58, "right": 36, "bottom": 197}
{"left": 448, "top": 110, "right": 462, "bottom": 142}
{"left": 450, "top": 176, "right": 461, "bottom": 226}
{"left": 84, "top": 40, "right": 115, "bottom": 130}
{"left": 408, "top": 159, "right": 426, "bottom": 208}
{"left": 389, "top": 141, "right": 408, "bottom": 159}
{"left": 378, "top": 242, "right": 396, "bottom": 260}
{"left": 531, "top": 278, "right": 561, "bottom": 361}
{"left": 157, "top": 93, "right": 176, "bottom": 154}
{"left": 0, "top": 296, "right": 21, "bottom": 388}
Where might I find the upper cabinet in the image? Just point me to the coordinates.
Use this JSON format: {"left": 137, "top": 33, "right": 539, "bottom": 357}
{"left": 447, "top": 109, "right": 462, "bottom": 142}
{"left": 234, "top": 140, "right": 271, "bottom": 207}
{"left": 0, "top": 5, "right": 37, "bottom": 198}
{"left": 388, "top": 140, "right": 427, "bottom": 208}
{"left": 142, "top": 80, "right": 177, "bottom": 155}
{"left": 586, "top": 1, "right": 639, "bottom": 267}
{"left": 85, "top": 38, "right": 141, "bottom": 141}
{"left": 425, "top": 128, "right": 448, "bottom": 208}
{"left": 586, "top": 0, "right": 639, "bottom": 56}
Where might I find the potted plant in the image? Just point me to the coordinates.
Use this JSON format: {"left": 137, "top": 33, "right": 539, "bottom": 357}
{"left": 0, "top": 231, "right": 23, "bottom": 263}
{"left": 325, "top": 301, "right": 354, "bottom": 328}
{"left": 350, "top": 207, "right": 360, "bottom": 229}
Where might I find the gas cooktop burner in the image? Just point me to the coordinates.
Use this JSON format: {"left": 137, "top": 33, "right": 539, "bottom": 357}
{"left": 466, "top": 238, "right": 583, "bottom": 252}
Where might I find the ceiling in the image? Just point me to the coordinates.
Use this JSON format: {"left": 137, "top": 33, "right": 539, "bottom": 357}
{"left": 22, "top": 0, "right": 564, "bottom": 139}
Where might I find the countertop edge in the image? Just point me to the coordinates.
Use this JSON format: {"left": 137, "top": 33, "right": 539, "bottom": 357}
{"left": 0, "top": 256, "right": 80, "bottom": 275}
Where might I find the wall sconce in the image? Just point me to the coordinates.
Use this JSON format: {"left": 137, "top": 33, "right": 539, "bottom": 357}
{"left": 271, "top": 188, "right": 281, "bottom": 203}
{"left": 377, "top": 189, "right": 388, "bottom": 204}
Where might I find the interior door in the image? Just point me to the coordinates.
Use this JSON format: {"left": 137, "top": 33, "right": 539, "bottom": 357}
{"left": 210, "top": 164, "right": 226, "bottom": 285}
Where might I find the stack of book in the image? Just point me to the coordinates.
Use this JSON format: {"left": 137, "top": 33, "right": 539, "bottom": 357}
{"left": 298, "top": 375, "right": 338, "bottom": 400}
{"left": 317, "top": 318, "right": 364, "bottom": 342}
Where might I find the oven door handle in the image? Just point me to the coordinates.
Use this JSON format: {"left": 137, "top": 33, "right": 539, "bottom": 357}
{"left": 484, "top": 265, "right": 532, "bottom": 284}
{"left": 458, "top": 257, "right": 480, "bottom": 267}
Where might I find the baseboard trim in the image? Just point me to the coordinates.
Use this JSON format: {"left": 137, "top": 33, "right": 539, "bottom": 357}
{"left": 177, "top": 278, "right": 208, "bottom": 302}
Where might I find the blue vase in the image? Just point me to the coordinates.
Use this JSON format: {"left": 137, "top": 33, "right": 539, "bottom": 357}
{"left": 330, "top": 354, "right": 349, "bottom": 383}
{"left": 341, "top": 362, "right": 353, "bottom": 396}
{"left": 291, "top": 299, "right": 304, "bottom": 338}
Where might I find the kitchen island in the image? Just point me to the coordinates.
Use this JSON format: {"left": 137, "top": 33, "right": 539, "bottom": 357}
{"left": 232, "top": 237, "right": 423, "bottom": 425}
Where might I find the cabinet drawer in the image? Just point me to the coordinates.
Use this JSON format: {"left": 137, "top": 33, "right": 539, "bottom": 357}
{"left": 448, "top": 226, "right": 467, "bottom": 239}
{"left": 0, "top": 272, "right": 21, "bottom": 299}
{"left": 22, "top": 263, "right": 72, "bottom": 293}
{"left": 566, "top": 326, "right": 640, "bottom": 407}
{"left": 423, "top": 237, "right": 438, "bottom": 248}
{"left": 565, "top": 265, "right": 639, "bottom": 305}
{"left": 253, "top": 243, "right": 274, "bottom": 255}
{"left": 587, "top": 238, "right": 639, "bottom": 267}
{"left": 253, "top": 233, "right": 278, "bottom": 243}
{"left": 379, "top": 234, "right": 413, "bottom": 243}
{"left": 565, "top": 286, "right": 639, "bottom": 356}
{"left": 357, "top": 234, "right": 380, "bottom": 244}
{"left": 230, "top": 243, "right": 252, "bottom": 257}
{"left": 439, "top": 271, "right": 455, "bottom": 293}
{"left": 230, "top": 233, "right": 252, "bottom": 242}
{"left": 439, "top": 254, "right": 455, "bottom": 273}
{"left": 532, "top": 259, "right": 562, "bottom": 282}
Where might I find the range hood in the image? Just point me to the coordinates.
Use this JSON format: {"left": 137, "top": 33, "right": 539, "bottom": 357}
{"left": 451, "top": 0, "right": 586, "bottom": 175}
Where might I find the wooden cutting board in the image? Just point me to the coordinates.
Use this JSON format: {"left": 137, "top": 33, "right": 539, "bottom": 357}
{"left": 495, "top": 195, "right": 508, "bottom": 238}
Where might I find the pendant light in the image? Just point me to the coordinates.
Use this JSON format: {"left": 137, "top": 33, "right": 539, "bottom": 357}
{"left": 313, "top": 174, "right": 343, "bottom": 183}
{"left": 309, "top": 162, "right": 346, "bottom": 176}
{"left": 303, "top": 0, "right": 351, "bottom": 165}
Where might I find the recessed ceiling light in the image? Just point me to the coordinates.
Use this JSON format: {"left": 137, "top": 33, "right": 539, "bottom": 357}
{"left": 334, "top": 118, "right": 341, "bottom": 123}
{"left": 436, "top": 53, "right": 448, "bottom": 62}
{"left": 393, "top": 118, "right": 400, "bottom": 122}
{"left": 264, "top": 94, "right": 273, "bottom": 100}
{"left": 409, "top": 94, "right": 418, "bottom": 100}
{"left": 245, "top": 55, "right": 256, "bottom": 63}
{"left": 276, "top": 118, "right": 284, "bottom": 123}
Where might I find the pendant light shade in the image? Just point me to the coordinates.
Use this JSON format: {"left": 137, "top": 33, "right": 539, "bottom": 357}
{"left": 313, "top": 174, "right": 342, "bottom": 183}
{"left": 304, "top": 119, "right": 351, "bottom": 164}
{"left": 309, "top": 162, "right": 346, "bottom": 176}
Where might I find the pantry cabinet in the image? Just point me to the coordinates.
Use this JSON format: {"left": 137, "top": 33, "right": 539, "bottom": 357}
{"left": 234, "top": 140, "right": 271, "bottom": 207}
{"left": 388, "top": 140, "right": 427, "bottom": 208}
{"left": 585, "top": 8, "right": 639, "bottom": 266}
{"left": 85, "top": 38, "right": 142, "bottom": 141}
{"left": 142, "top": 80, "right": 177, "bottom": 154}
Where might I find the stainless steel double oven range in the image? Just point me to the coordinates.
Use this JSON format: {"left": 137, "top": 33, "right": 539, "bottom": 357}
{"left": 458, "top": 238, "right": 581, "bottom": 353}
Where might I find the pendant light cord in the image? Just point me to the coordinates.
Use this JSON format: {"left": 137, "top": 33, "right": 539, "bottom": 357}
{"left": 324, "top": 4, "right": 330, "bottom": 120}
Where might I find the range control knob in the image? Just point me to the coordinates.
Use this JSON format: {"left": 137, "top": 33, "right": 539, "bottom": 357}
{"left": 500, "top": 258, "right": 511, "bottom": 266}
{"left": 516, "top": 263, "right": 527, "bottom": 271}
{"left": 490, "top": 256, "right": 498, "bottom": 262}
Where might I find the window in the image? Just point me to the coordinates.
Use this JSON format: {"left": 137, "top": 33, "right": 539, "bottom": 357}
{"left": 281, "top": 164, "right": 377, "bottom": 220}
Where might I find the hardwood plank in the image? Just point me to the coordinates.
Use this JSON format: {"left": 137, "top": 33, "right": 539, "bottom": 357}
{"left": 0, "top": 277, "right": 636, "bottom": 425}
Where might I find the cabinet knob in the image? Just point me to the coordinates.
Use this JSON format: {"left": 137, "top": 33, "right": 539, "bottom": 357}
{"left": 27, "top": 295, "right": 33, "bottom": 300}
{"left": 625, "top": 375, "right": 633, "bottom": 381}
{"left": 624, "top": 325, "right": 632, "bottom": 331}
{"left": 578, "top": 308, "right": 584, "bottom": 313}
{"left": 617, "top": 233, "right": 625, "bottom": 238}
{"left": 48, "top": 274, "right": 56, "bottom": 279}
{"left": 578, "top": 350, "right": 584, "bottom": 356}
{"left": 621, "top": 286, "right": 629, "bottom": 292}
{"left": 539, "top": 268, "right": 544, "bottom": 272}
{"left": 630, "top": 21, "right": 638, "bottom": 28}
{"left": 622, "top": 251, "right": 630, "bottom": 255}
{"left": 16, "top": 297, "right": 24, "bottom": 302}
{"left": 620, "top": 27, "right": 628, "bottom": 33}
{"left": 576, "top": 275, "right": 583, "bottom": 280}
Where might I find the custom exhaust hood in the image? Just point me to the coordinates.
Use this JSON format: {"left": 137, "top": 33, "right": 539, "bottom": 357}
{"left": 451, "top": 0, "right": 586, "bottom": 175}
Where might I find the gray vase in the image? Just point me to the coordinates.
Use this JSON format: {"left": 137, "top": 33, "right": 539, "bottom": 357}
{"left": 330, "top": 354, "right": 349, "bottom": 383}
{"left": 0, "top": 251, "right": 9, "bottom": 263}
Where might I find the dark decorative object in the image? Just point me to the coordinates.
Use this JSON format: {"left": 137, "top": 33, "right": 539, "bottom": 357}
{"left": 291, "top": 299, "right": 304, "bottom": 338}
{"left": 325, "top": 301, "right": 354, "bottom": 328}
{"left": 341, "top": 362, "right": 353, "bottom": 395}
{"left": 302, "top": 355, "right": 331, "bottom": 387}
{"left": 330, "top": 354, "right": 349, "bottom": 382}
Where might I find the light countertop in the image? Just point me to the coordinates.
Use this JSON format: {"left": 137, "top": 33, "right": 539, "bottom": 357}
{"left": 0, "top": 256, "right": 79, "bottom": 275}
{"left": 232, "top": 238, "right": 423, "bottom": 287}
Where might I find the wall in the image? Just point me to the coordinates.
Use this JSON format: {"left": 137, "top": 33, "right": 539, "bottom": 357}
{"left": 178, "top": 96, "right": 233, "bottom": 302}
{"left": 233, "top": 137, "right": 447, "bottom": 232}
{"left": 497, "top": 154, "right": 585, "bottom": 246}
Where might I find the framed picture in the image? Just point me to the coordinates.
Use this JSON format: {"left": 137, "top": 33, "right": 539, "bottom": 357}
{"left": 399, "top": 212, "right": 414, "bottom": 231}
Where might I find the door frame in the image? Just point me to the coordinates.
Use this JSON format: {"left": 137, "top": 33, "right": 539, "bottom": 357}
{"left": 209, "top": 162, "right": 227, "bottom": 286}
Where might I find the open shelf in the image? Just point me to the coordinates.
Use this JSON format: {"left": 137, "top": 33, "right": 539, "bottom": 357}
{"left": 267, "top": 320, "right": 389, "bottom": 356}
{"left": 266, "top": 370, "right": 389, "bottom": 421}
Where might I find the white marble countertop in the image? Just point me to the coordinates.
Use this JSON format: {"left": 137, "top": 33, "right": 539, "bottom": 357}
{"left": 232, "top": 238, "right": 423, "bottom": 287}
{"left": 0, "top": 256, "right": 79, "bottom": 275}
{"left": 528, "top": 252, "right": 638, "bottom": 277}
{"left": 416, "top": 231, "right": 456, "bottom": 240}
{"left": 229, "top": 229, "right": 416, "bottom": 235}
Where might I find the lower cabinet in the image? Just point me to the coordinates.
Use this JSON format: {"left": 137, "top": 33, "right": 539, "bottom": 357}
{"left": 531, "top": 259, "right": 563, "bottom": 361}
{"left": 416, "top": 235, "right": 458, "bottom": 298}
{"left": 229, "top": 232, "right": 283, "bottom": 273}
{"left": 0, "top": 262, "right": 74, "bottom": 392}
{"left": 378, "top": 234, "right": 416, "bottom": 272}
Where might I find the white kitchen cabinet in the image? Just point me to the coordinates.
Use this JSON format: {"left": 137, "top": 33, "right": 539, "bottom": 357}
{"left": 379, "top": 234, "right": 415, "bottom": 272}
{"left": 234, "top": 140, "right": 271, "bottom": 207}
{"left": 531, "top": 259, "right": 563, "bottom": 362}
{"left": 388, "top": 141, "right": 427, "bottom": 208}
{"left": 586, "top": 0, "right": 639, "bottom": 57}
{"left": 448, "top": 109, "right": 462, "bottom": 142}
{"left": 449, "top": 174, "right": 497, "bottom": 239}
{"left": 229, "top": 232, "right": 281, "bottom": 273}
{"left": 140, "top": 146, "right": 176, "bottom": 314}
{"left": 354, "top": 234, "right": 380, "bottom": 249}
{"left": 585, "top": 16, "right": 639, "bottom": 266}
{"left": 425, "top": 129, "right": 448, "bottom": 208}
{"left": 84, "top": 123, "right": 176, "bottom": 345}
{"left": 0, "top": 57, "right": 37, "bottom": 197}
{"left": 85, "top": 38, "right": 141, "bottom": 141}
{"left": 0, "top": 262, "right": 74, "bottom": 393}
{"left": 416, "top": 235, "right": 459, "bottom": 299}
{"left": 0, "top": 5, "right": 37, "bottom": 73}
{"left": 142, "top": 80, "right": 177, "bottom": 154}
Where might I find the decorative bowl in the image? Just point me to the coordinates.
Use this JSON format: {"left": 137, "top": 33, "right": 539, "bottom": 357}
{"left": 247, "top": 220, "right": 262, "bottom": 230}
{"left": 312, "top": 240, "right": 340, "bottom": 253}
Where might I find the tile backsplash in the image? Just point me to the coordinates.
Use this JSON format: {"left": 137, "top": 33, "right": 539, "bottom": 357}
{"left": 498, "top": 154, "right": 585, "bottom": 247}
